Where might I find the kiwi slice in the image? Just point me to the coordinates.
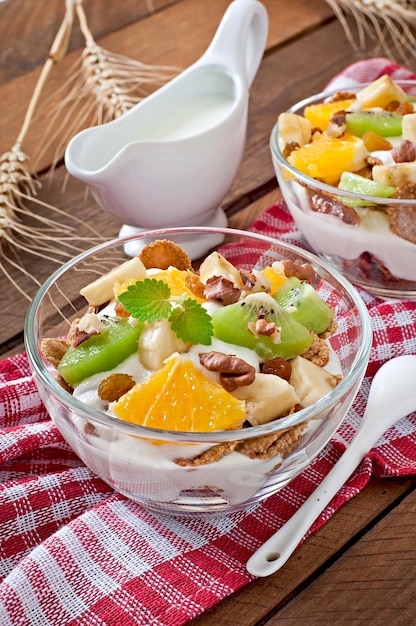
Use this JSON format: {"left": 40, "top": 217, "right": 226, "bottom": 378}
{"left": 338, "top": 171, "right": 395, "bottom": 207}
{"left": 274, "top": 278, "right": 334, "bottom": 335}
{"left": 345, "top": 111, "right": 402, "bottom": 137}
{"left": 58, "top": 318, "right": 144, "bottom": 386}
{"left": 211, "top": 292, "right": 314, "bottom": 361}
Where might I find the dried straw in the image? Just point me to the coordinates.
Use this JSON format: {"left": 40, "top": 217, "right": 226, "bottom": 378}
{"left": 325, "top": 0, "right": 416, "bottom": 62}
{"left": 2, "top": 0, "right": 179, "bottom": 298}
{"left": 0, "top": 0, "right": 103, "bottom": 299}
{"left": 38, "top": 0, "right": 180, "bottom": 168}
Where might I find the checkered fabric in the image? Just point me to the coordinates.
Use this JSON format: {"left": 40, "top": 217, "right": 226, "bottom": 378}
{"left": 1, "top": 59, "right": 416, "bottom": 625}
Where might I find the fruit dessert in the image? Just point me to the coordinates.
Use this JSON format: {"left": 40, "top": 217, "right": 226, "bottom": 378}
{"left": 276, "top": 74, "right": 416, "bottom": 290}
{"left": 41, "top": 239, "right": 342, "bottom": 506}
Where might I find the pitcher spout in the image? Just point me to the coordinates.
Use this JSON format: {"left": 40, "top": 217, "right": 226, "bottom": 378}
{"left": 64, "top": 1, "right": 269, "bottom": 259}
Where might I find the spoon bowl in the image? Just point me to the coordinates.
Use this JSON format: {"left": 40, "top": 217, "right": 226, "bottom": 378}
{"left": 246, "top": 354, "right": 416, "bottom": 577}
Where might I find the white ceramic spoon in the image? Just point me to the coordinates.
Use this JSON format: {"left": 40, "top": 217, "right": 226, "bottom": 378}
{"left": 246, "top": 354, "right": 416, "bottom": 577}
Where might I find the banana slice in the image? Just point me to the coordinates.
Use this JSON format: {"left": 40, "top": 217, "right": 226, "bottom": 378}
{"left": 232, "top": 372, "right": 300, "bottom": 426}
{"left": 402, "top": 112, "right": 416, "bottom": 142}
{"left": 357, "top": 74, "right": 408, "bottom": 109}
{"left": 277, "top": 112, "right": 312, "bottom": 152}
{"left": 199, "top": 251, "right": 243, "bottom": 288}
{"left": 139, "top": 318, "right": 189, "bottom": 371}
{"left": 372, "top": 161, "right": 416, "bottom": 187}
{"left": 80, "top": 256, "right": 146, "bottom": 306}
{"left": 289, "top": 355, "right": 338, "bottom": 408}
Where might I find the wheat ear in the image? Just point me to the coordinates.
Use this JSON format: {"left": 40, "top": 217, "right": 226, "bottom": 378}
{"left": 0, "top": 0, "right": 104, "bottom": 299}
{"left": 36, "top": 0, "right": 180, "bottom": 170}
{"left": 325, "top": 0, "right": 416, "bottom": 63}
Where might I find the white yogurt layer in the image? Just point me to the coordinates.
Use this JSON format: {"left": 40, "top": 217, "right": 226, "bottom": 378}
{"left": 69, "top": 329, "right": 342, "bottom": 507}
{"left": 286, "top": 184, "right": 416, "bottom": 282}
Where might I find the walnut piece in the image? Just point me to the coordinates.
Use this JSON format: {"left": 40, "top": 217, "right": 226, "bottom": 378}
{"left": 326, "top": 110, "right": 347, "bottom": 138}
{"left": 386, "top": 100, "right": 414, "bottom": 115}
{"left": 261, "top": 356, "right": 292, "bottom": 381}
{"left": 310, "top": 192, "right": 360, "bottom": 226}
{"left": 326, "top": 91, "right": 356, "bottom": 103}
{"left": 203, "top": 275, "right": 241, "bottom": 304}
{"left": 253, "top": 318, "right": 277, "bottom": 337}
{"left": 392, "top": 139, "right": 416, "bottom": 163}
{"left": 199, "top": 351, "right": 256, "bottom": 393}
{"left": 281, "top": 259, "right": 316, "bottom": 281}
{"left": 68, "top": 313, "right": 105, "bottom": 347}
{"left": 98, "top": 373, "right": 136, "bottom": 402}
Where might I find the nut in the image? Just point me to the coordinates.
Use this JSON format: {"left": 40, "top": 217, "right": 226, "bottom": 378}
{"left": 310, "top": 192, "right": 360, "bottom": 226}
{"left": 98, "top": 373, "right": 136, "bottom": 402}
{"left": 199, "top": 351, "right": 256, "bottom": 393}
{"left": 392, "top": 139, "right": 416, "bottom": 163}
{"left": 41, "top": 337, "right": 69, "bottom": 367}
{"left": 262, "top": 356, "right": 292, "bottom": 380}
{"left": 252, "top": 318, "right": 277, "bottom": 337}
{"left": 203, "top": 276, "right": 241, "bottom": 304}
{"left": 281, "top": 259, "right": 317, "bottom": 281}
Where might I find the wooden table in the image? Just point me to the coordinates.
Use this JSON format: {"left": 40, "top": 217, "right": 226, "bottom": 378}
{"left": 1, "top": 1, "right": 415, "bottom": 624}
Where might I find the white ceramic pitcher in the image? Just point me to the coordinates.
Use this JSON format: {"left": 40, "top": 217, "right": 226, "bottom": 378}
{"left": 65, "top": 0, "right": 268, "bottom": 256}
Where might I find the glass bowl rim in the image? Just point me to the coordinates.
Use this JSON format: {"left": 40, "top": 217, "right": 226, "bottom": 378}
{"left": 24, "top": 226, "right": 372, "bottom": 444}
{"left": 270, "top": 79, "right": 416, "bottom": 204}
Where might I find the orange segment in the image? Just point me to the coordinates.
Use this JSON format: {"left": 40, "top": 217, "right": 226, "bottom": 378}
{"left": 117, "top": 267, "right": 205, "bottom": 302}
{"left": 304, "top": 98, "right": 356, "bottom": 131}
{"left": 287, "top": 132, "right": 367, "bottom": 185}
{"left": 260, "top": 266, "right": 287, "bottom": 295}
{"left": 113, "top": 354, "right": 246, "bottom": 432}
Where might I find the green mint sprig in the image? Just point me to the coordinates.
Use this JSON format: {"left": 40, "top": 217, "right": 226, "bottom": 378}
{"left": 117, "top": 278, "right": 213, "bottom": 345}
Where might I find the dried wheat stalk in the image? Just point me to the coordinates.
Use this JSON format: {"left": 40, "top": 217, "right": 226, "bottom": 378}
{"left": 325, "top": 0, "right": 416, "bottom": 63}
{"left": 0, "top": 0, "right": 104, "bottom": 299}
{"left": 38, "top": 0, "right": 180, "bottom": 169}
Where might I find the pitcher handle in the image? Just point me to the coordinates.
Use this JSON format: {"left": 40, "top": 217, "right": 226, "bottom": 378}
{"left": 202, "top": 0, "right": 268, "bottom": 90}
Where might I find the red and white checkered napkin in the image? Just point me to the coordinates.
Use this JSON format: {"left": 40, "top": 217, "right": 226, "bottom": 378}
{"left": 1, "top": 59, "right": 416, "bottom": 626}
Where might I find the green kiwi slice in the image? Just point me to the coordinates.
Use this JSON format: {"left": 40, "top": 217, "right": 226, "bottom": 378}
{"left": 211, "top": 292, "right": 314, "bottom": 361}
{"left": 58, "top": 318, "right": 144, "bottom": 386}
{"left": 274, "top": 277, "right": 334, "bottom": 335}
{"left": 345, "top": 111, "right": 402, "bottom": 137}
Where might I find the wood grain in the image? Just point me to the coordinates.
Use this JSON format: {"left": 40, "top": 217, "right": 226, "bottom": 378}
{"left": 2, "top": 5, "right": 415, "bottom": 346}
{"left": 1, "top": 3, "right": 416, "bottom": 624}
{"left": 192, "top": 477, "right": 416, "bottom": 625}
{"left": 264, "top": 486, "right": 416, "bottom": 625}
{"left": 0, "top": 0, "right": 334, "bottom": 173}
{"left": 0, "top": 0, "right": 180, "bottom": 84}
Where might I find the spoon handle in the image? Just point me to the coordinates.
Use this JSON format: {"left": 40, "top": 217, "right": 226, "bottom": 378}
{"left": 246, "top": 354, "right": 416, "bottom": 579}
{"left": 247, "top": 376, "right": 416, "bottom": 576}
{"left": 246, "top": 427, "right": 371, "bottom": 577}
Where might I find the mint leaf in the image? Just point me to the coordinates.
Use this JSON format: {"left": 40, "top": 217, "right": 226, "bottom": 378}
{"left": 169, "top": 298, "right": 213, "bottom": 345}
{"left": 117, "top": 277, "right": 213, "bottom": 345}
{"left": 117, "top": 278, "right": 172, "bottom": 322}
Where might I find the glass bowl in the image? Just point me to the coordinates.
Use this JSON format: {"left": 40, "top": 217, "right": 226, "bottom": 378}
{"left": 25, "top": 227, "right": 372, "bottom": 516}
{"left": 270, "top": 80, "right": 416, "bottom": 299}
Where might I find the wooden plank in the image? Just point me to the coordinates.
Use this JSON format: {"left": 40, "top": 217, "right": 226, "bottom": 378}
{"left": 191, "top": 477, "right": 416, "bottom": 625}
{"left": 263, "top": 486, "right": 416, "bottom": 625}
{"left": 0, "top": 14, "right": 401, "bottom": 348}
{"left": 0, "top": 0, "right": 334, "bottom": 173}
{"left": 3, "top": 5, "right": 415, "bottom": 347}
{"left": 0, "top": 0, "right": 180, "bottom": 84}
